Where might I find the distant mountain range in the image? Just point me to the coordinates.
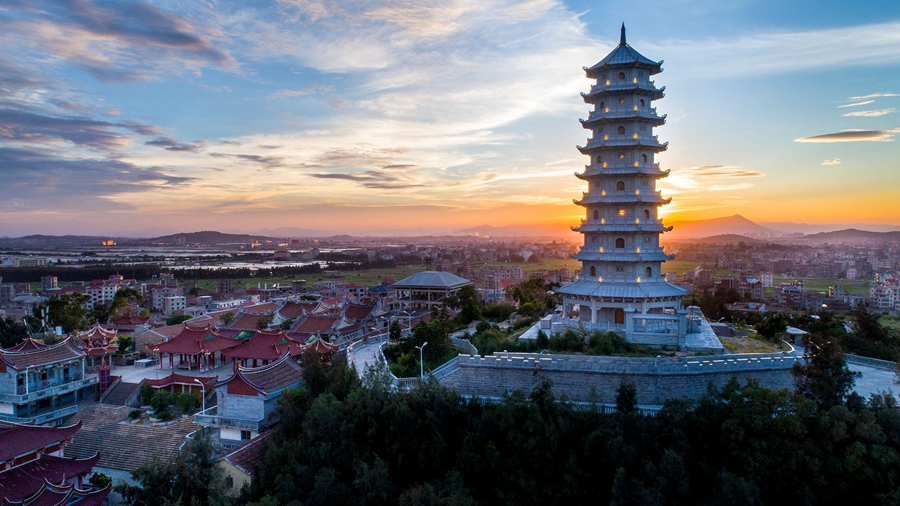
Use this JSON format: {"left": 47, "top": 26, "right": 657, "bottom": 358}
{"left": 1, "top": 216, "right": 898, "bottom": 248}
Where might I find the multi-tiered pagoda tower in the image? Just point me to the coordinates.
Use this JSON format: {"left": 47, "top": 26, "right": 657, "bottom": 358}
{"left": 558, "top": 24, "right": 687, "bottom": 346}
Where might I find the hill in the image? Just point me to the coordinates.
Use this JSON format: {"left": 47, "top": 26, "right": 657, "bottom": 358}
{"left": 665, "top": 214, "right": 779, "bottom": 240}
{"left": 796, "top": 229, "right": 900, "bottom": 245}
{"left": 141, "top": 231, "right": 285, "bottom": 245}
{"left": 687, "top": 234, "right": 763, "bottom": 245}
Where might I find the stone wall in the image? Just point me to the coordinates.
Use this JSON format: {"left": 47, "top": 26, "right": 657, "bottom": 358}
{"left": 439, "top": 352, "right": 797, "bottom": 405}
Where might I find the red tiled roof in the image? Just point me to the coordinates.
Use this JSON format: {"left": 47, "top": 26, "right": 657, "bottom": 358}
{"left": 0, "top": 421, "right": 82, "bottom": 463}
{"left": 227, "top": 312, "right": 270, "bottom": 331}
{"left": 301, "top": 337, "right": 338, "bottom": 357}
{"left": 243, "top": 302, "right": 277, "bottom": 314}
{"left": 222, "top": 431, "right": 272, "bottom": 475}
{"left": 0, "top": 339, "right": 84, "bottom": 372}
{"left": 221, "top": 354, "right": 303, "bottom": 396}
{"left": 5, "top": 337, "right": 49, "bottom": 352}
{"left": 222, "top": 330, "right": 303, "bottom": 362}
{"left": 0, "top": 453, "right": 100, "bottom": 503}
{"left": 151, "top": 324, "right": 242, "bottom": 355}
{"left": 343, "top": 304, "right": 376, "bottom": 321}
{"left": 5, "top": 481, "right": 111, "bottom": 506}
{"left": 277, "top": 301, "right": 306, "bottom": 318}
{"left": 144, "top": 373, "right": 217, "bottom": 389}
{"left": 293, "top": 315, "right": 341, "bottom": 334}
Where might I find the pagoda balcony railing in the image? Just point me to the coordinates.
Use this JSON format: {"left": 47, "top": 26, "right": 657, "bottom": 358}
{"left": 0, "top": 376, "right": 97, "bottom": 403}
{"left": 194, "top": 406, "right": 266, "bottom": 432}
{"left": 587, "top": 80, "right": 662, "bottom": 94}
{"left": 574, "top": 220, "right": 668, "bottom": 232}
{"left": 576, "top": 191, "right": 670, "bottom": 205}
{"left": 584, "top": 108, "right": 665, "bottom": 122}
{"left": 581, "top": 135, "right": 667, "bottom": 150}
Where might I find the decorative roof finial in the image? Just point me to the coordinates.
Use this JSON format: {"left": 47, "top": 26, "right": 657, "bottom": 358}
{"left": 620, "top": 23, "right": 626, "bottom": 45}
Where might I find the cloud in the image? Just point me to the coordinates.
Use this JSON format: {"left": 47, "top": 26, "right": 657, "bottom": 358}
{"left": 795, "top": 129, "right": 900, "bottom": 143}
{"left": 850, "top": 93, "right": 900, "bottom": 100}
{"left": 0, "top": 108, "right": 149, "bottom": 150}
{"left": 310, "top": 170, "right": 421, "bottom": 189}
{"left": 267, "top": 86, "right": 334, "bottom": 99}
{"left": 145, "top": 135, "right": 207, "bottom": 153}
{"left": 0, "top": 0, "right": 236, "bottom": 83}
{"left": 822, "top": 158, "right": 841, "bottom": 166}
{"left": 662, "top": 165, "right": 763, "bottom": 192}
{"left": 209, "top": 152, "right": 287, "bottom": 169}
{"left": 842, "top": 108, "right": 896, "bottom": 118}
{"left": 0, "top": 146, "right": 194, "bottom": 211}
{"left": 838, "top": 100, "right": 875, "bottom": 108}
{"left": 649, "top": 22, "right": 900, "bottom": 76}
{"left": 681, "top": 165, "right": 764, "bottom": 178}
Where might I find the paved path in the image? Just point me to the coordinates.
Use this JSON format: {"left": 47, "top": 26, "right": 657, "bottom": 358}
{"left": 849, "top": 363, "right": 897, "bottom": 399}
{"left": 349, "top": 335, "right": 388, "bottom": 375}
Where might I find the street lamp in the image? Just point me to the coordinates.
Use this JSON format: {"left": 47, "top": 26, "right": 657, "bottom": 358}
{"left": 415, "top": 342, "right": 428, "bottom": 380}
{"left": 399, "top": 310, "right": 413, "bottom": 334}
{"left": 194, "top": 378, "right": 206, "bottom": 413}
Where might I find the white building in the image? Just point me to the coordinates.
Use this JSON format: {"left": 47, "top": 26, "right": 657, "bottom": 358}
{"left": 164, "top": 295, "right": 187, "bottom": 316}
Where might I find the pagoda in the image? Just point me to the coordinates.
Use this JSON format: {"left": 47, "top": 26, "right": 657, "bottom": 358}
{"left": 557, "top": 24, "right": 688, "bottom": 347}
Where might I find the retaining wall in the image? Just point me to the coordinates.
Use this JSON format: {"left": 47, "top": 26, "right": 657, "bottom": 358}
{"left": 438, "top": 352, "right": 797, "bottom": 405}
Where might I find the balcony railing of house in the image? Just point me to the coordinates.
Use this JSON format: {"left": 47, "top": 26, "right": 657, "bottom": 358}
{"left": 0, "top": 404, "right": 79, "bottom": 425}
{"left": 193, "top": 406, "right": 265, "bottom": 431}
{"left": 2, "top": 377, "right": 97, "bottom": 403}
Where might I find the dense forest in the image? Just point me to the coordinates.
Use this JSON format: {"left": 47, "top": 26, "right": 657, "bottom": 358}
{"left": 121, "top": 337, "right": 900, "bottom": 506}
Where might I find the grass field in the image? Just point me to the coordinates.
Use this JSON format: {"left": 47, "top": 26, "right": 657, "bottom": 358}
{"left": 187, "top": 257, "right": 581, "bottom": 291}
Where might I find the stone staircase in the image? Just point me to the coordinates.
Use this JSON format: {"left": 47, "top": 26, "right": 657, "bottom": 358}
{"left": 100, "top": 381, "right": 139, "bottom": 406}
{"left": 65, "top": 402, "right": 198, "bottom": 473}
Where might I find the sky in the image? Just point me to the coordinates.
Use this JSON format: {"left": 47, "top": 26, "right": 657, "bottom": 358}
{"left": 1, "top": 0, "right": 898, "bottom": 237}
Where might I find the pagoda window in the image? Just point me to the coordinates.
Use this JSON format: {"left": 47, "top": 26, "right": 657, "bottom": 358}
{"left": 616, "top": 238, "right": 625, "bottom": 248}
{"left": 618, "top": 152, "right": 625, "bottom": 159}
{"left": 644, "top": 236, "right": 651, "bottom": 243}
{"left": 616, "top": 181, "right": 625, "bottom": 191}
{"left": 616, "top": 266, "right": 625, "bottom": 272}
{"left": 640, "top": 99, "right": 645, "bottom": 107}
{"left": 618, "top": 72, "right": 625, "bottom": 80}
{"left": 617, "top": 126, "right": 625, "bottom": 135}
{"left": 593, "top": 210, "right": 599, "bottom": 220}
{"left": 619, "top": 97, "right": 625, "bottom": 104}
{"left": 646, "top": 267, "right": 653, "bottom": 278}
{"left": 641, "top": 154, "right": 648, "bottom": 162}
{"left": 590, "top": 266, "right": 596, "bottom": 277}
{"left": 618, "top": 208, "right": 626, "bottom": 216}
{"left": 596, "top": 155, "right": 602, "bottom": 164}
{"left": 643, "top": 209, "right": 650, "bottom": 219}
{"left": 599, "top": 101, "right": 605, "bottom": 109}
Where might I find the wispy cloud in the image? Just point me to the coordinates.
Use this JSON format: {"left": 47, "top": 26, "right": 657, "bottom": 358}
{"left": 145, "top": 136, "right": 207, "bottom": 153}
{"left": 850, "top": 93, "right": 899, "bottom": 100}
{"left": 650, "top": 22, "right": 900, "bottom": 76}
{"left": 842, "top": 108, "right": 896, "bottom": 117}
{"left": 822, "top": 158, "right": 841, "bottom": 166}
{"left": 266, "top": 86, "right": 334, "bottom": 99}
{"left": 795, "top": 129, "right": 900, "bottom": 143}
{"left": 838, "top": 100, "right": 874, "bottom": 108}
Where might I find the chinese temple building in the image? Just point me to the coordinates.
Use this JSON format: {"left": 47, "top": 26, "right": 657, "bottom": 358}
{"left": 0, "top": 339, "right": 97, "bottom": 424}
{"left": 74, "top": 323, "right": 119, "bottom": 367}
{"left": 557, "top": 25, "right": 689, "bottom": 348}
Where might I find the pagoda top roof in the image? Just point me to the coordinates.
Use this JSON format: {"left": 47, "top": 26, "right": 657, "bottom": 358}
{"left": 558, "top": 279, "right": 687, "bottom": 299}
{"left": 585, "top": 24, "right": 662, "bottom": 77}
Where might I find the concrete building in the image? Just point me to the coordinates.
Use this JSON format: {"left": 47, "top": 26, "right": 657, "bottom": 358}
{"left": 557, "top": 24, "right": 687, "bottom": 347}
{"left": 164, "top": 295, "right": 187, "bottom": 316}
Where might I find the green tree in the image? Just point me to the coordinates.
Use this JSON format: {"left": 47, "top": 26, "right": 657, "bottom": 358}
{"left": 281, "top": 317, "right": 295, "bottom": 330}
{"left": 0, "top": 317, "right": 28, "bottom": 349}
{"left": 45, "top": 293, "right": 92, "bottom": 333}
{"left": 109, "top": 288, "right": 147, "bottom": 317}
{"left": 115, "top": 334, "right": 135, "bottom": 353}
{"left": 257, "top": 315, "right": 273, "bottom": 330}
{"left": 220, "top": 311, "right": 235, "bottom": 326}
{"left": 792, "top": 333, "right": 860, "bottom": 409}
{"left": 756, "top": 312, "right": 788, "bottom": 341}
{"left": 116, "top": 429, "right": 226, "bottom": 506}
{"left": 89, "top": 472, "right": 112, "bottom": 488}
{"left": 166, "top": 313, "right": 192, "bottom": 326}
{"left": 446, "top": 285, "right": 482, "bottom": 324}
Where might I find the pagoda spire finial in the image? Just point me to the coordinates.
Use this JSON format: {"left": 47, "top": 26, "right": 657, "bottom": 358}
{"left": 620, "top": 23, "right": 626, "bottom": 45}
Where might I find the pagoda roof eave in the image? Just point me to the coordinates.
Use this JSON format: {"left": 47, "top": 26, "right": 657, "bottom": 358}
{"left": 572, "top": 252, "right": 675, "bottom": 262}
